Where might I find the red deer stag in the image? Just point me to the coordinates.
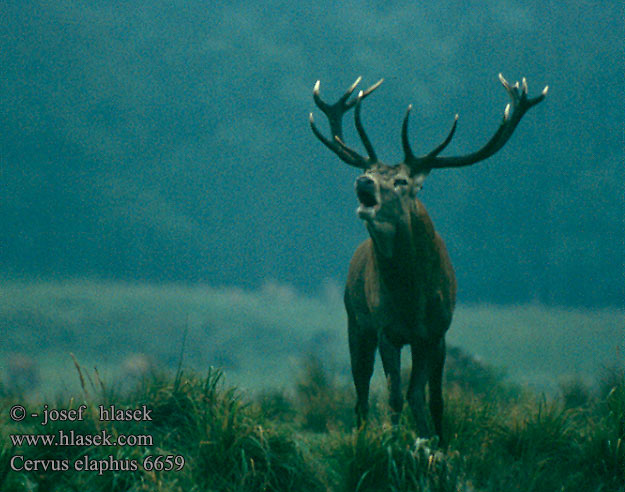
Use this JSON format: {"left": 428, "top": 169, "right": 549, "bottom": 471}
{"left": 309, "top": 74, "right": 547, "bottom": 439}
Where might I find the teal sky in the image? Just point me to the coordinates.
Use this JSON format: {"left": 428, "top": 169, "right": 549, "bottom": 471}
{"left": 1, "top": 1, "right": 623, "bottom": 307}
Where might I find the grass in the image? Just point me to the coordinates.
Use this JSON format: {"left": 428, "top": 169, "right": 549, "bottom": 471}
{"left": 1, "top": 357, "right": 623, "bottom": 491}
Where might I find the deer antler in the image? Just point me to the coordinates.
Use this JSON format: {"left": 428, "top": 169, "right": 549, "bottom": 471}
{"left": 309, "top": 77, "right": 383, "bottom": 169}
{"left": 403, "top": 74, "right": 548, "bottom": 173}
{"left": 402, "top": 107, "right": 459, "bottom": 163}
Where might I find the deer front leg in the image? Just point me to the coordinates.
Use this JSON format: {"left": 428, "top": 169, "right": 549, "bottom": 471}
{"left": 428, "top": 337, "right": 446, "bottom": 442}
{"left": 379, "top": 333, "right": 403, "bottom": 425}
{"left": 407, "top": 343, "right": 431, "bottom": 437}
{"left": 348, "top": 316, "right": 377, "bottom": 428}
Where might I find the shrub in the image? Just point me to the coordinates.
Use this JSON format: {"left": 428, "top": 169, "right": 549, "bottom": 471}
{"left": 294, "top": 355, "right": 356, "bottom": 432}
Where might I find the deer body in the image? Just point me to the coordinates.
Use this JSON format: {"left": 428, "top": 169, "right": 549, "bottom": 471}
{"left": 309, "top": 75, "right": 547, "bottom": 439}
{"left": 346, "top": 198, "right": 456, "bottom": 344}
{"left": 344, "top": 169, "right": 456, "bottom": 437}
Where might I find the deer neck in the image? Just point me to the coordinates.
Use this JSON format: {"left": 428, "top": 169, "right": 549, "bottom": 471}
{"left": 368, "top": 199, "right": 437, "bottom": 296}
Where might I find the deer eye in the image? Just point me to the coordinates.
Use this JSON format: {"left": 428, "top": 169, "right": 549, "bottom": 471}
{"left": 394, "top": 178, "right": 408, "bottom": 188}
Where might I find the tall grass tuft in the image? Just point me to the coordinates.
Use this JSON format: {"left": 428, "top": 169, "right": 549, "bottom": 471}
{"left": 583, "top": 371, "right": 624, "bottom": 491}
{"left": 445, "top": 376, "right": 625, "bottom": 492}
{"left": 182, "top": 367, "right": 324, "bottom": 491}
{"left": 326, "top": 427, "right": 459, "bottom": 492}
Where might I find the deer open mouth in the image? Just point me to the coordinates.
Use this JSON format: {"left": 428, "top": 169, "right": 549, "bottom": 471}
{"left": 355, "top": 176, "right": 380, "bottom": 220}
{"left": 356, "top": 188, "right": 380, "bottom": 220}
{"left": 357, "top": 188, "right": 378, "bottom": 208}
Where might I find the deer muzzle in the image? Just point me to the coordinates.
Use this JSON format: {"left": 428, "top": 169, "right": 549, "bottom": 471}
{"left": 355, "top": 176, "right": 380, "bottom": 220}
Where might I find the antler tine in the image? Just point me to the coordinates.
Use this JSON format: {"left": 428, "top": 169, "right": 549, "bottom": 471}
{"left": 339, "top": 76, "right": 363, "bottom": 106}
{"left": 402, "top": 105, "right": 416, "bottom": 163}
{"left": 312, "top": 79, "right": 328, "bottom": 111}
{"left": 358, "top": 78, "right": 384, "bottom": 102}
{"left": 354, "top": 91, "right": 378, "bottom": 163}
{"left": 403, "top": 106, "right": 459, "bottom": 167}
{"left": 309, "top": 77, "right": 384, "bottom": 169}
{"left": 334, "top": 135, "right": 370, "bottom": 164}
{"left": 425, "top": 114, "right": 459, "bottom": 158}
{"left": 309, "top": 113, "right": 361, "bottom": 166}
{"left": 407, "top": 74, "right": 547, "bottom": 171}
{"left": 313, "top": 77, "right": 360, "bottom": 113}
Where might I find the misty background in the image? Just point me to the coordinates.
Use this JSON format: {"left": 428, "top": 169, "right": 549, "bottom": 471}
{"left": 2, "top": 1, "right": 623, "bottom": 308}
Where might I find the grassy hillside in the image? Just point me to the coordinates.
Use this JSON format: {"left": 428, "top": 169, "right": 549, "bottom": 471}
{"left": 1, "top": 279, "right": 622, "bottom": 396}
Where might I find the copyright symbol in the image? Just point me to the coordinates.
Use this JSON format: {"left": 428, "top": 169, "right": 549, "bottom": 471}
{"left": 10, "top": 405, "right": 26, "bottom": 422}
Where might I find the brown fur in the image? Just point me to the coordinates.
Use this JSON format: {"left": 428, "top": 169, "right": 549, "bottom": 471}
{"left": 345, "top": 193, "right": 455, "bottom": 438}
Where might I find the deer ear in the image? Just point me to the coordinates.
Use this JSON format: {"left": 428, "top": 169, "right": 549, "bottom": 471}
{"left": 411, "top": 170, "right": 430, "bottom": 191}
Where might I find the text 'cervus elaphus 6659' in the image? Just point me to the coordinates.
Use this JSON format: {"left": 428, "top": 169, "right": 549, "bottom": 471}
{"left": 310, "top": 74, "right": 547, "bottom": 440}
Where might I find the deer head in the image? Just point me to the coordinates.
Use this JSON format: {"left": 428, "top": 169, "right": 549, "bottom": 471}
{"left": 310, "top": 75, "right": 548, "bottom": 256}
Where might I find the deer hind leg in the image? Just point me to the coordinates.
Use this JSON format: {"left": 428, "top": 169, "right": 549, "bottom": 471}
{"left": 428, "top": 338, "right": 446, "bottom": 442}
{"left": 425, "top": 292, "right": 451, "bottom": 441}
{"left": 348, "top": 315, "right": 377, "bottom": 428}
{"left": 379, "top": 333, "right": 403, "bottom": 425}
{"left": 407, "top": 343, "right": 431, "bottom": 437}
